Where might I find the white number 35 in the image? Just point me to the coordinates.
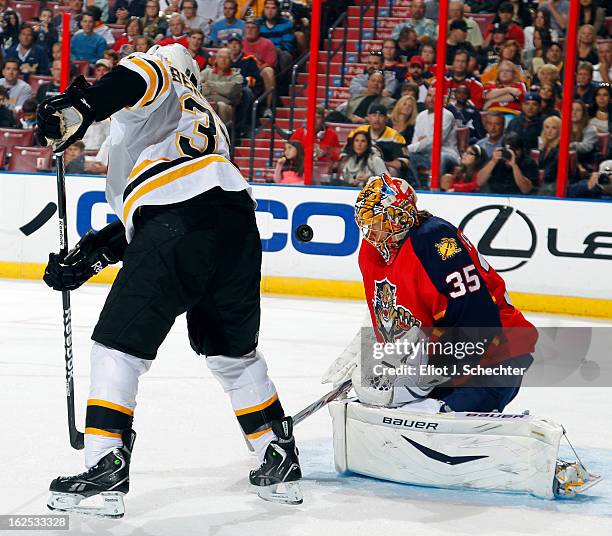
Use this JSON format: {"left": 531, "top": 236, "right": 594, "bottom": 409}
{"left": 445, "top": 264, "right": 481, "bottom": 298}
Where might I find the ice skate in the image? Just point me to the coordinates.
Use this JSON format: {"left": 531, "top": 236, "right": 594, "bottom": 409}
{"left": 47, "top": 430, "right": 135, "bottom": 518}
{"left": 249, "top": 417, "right": 303, "bottom": 505}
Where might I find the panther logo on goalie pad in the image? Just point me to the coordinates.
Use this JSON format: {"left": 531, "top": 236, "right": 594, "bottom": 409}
{"left": 373, "top": 278, "right": 420, "bottom": 343}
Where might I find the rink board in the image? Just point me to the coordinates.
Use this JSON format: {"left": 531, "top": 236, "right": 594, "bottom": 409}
{"left": 0, "top": 172, "right": 611, "bottom": 317}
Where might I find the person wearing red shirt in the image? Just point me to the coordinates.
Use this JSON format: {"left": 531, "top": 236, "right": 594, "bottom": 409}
{"left": 242, "top": 19, "right": 276, "bottom": 116}
{"left": 186, "top": 29, "right": 209, "bottom": 70}
{"left": 290, "top": 105, "right": 341, "bottom": 165}
{"left": 440, "top": 144, "right": 487, "bottom": 192}
{"left": 113, "top": 17, "right": 144, "bottom": 56}
{"left": 483, "top": 60, "right": 526, "bottom": 116}
{"left": 484, "top": 1, "right": 525, "bottom": 48}
{"left": 432, "top": 49, "right": 484, "bottom": 109}
{"left": 157, "top": 14, "right": 189, "bottom": 48}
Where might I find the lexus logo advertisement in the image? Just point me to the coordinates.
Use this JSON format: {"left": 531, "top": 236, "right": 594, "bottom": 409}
{"left": 458, "top": 205, "right": 612, "bottom": 273}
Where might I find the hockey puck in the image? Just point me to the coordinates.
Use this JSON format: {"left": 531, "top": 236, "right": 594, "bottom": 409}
{"left": 296, "top": 224, "right": 314, "bottom": 242}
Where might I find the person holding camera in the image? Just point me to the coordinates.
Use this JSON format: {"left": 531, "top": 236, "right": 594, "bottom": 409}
{"left": 476, "top": 132, "right": 537, "bottom": 194}
{"left": 568, "top": 160, "right": 612, "bottom": 199}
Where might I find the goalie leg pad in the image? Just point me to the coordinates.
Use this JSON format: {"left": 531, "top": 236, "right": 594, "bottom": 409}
{"left": 329, "top": 400, "right": 564, "bottom": 498}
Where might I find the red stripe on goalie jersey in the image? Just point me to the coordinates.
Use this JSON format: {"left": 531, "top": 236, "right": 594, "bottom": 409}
{"left": 359, "top": 216, "right": 537, "bottom": 367}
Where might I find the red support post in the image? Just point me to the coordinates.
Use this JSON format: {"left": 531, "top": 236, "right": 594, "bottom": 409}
{"left": 430, "top": 0, "right": 449, "bottom": 190}
{"left": 304, "top": 0, "right": 322, "bottom": 186}
{"left": 556, "top": 0, "right": 580, "bottom": 198}
{"left": 60, "top": 12, "right": 71, "bottom": 92}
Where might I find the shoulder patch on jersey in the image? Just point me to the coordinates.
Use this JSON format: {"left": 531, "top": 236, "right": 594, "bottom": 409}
{"left": 373, "top": 278, "right": 421, "bottom": 343}
{"left": 435, "top": 237, "right": 461, "bottom": 261}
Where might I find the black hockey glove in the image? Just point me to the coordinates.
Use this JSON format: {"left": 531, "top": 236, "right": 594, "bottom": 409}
{"left": 36, "top": 76, "right": 95, "bottom": 152}
{"left": 43, "top": 220, "right": 127, "bottom": 291}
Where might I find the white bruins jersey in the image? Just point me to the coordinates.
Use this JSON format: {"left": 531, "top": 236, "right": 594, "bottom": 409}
{"left": 106, "top": 52, "right": 252, "bottom": 241}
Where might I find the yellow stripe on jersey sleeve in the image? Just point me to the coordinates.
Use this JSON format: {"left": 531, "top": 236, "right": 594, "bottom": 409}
{"left": 122, "top": 55, "right": 171, "bottom": 109}
{"left": 123, "top": 154, "right": 229, "bottom": 222}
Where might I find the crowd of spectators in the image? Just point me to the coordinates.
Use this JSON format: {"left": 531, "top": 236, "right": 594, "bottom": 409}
{"left": 271, "top": 0, "right": 610, "bottom": 198}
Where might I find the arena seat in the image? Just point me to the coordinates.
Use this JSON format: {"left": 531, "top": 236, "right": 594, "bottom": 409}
{"left": 456, "top": 127, "right": 469, "bottom": 155}
{"left": 28, "top": 75, "right": 52, "bottom": 93}
{"left": 597, "top": 133, "right": 610, "bottom": 158}
{"left": 0, "top": 129, "right": 34, "bottom": 153}
{"left": 12, "top": 1, "right": 39, "bottom": 22}
{"left": 73, "top": 60, "right": 91, "bottom": 77}
{"left": 7, "top": 146, "right": 53, "bottom": 172}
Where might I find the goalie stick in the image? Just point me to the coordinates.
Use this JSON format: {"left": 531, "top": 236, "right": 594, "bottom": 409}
{"left": 55, "top": 152, "right": 84, "bottom": 450}
{"left": 292, "top": 380, "right": 352, "bottom": 426}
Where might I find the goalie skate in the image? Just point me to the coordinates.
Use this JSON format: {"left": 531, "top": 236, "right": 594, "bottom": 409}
{"left": 47, "top": 430, "right": 135, "bottom": 518}
{"left": 249, "top": 417, "right": 303, "bottom": 505}
{"left": 554, "top": 461, "right": 602, "bottom": 497}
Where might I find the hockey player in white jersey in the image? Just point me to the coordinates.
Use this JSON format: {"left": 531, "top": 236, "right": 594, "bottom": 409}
{"left": 37, "top": 44, "right": 301, "bottom": 517}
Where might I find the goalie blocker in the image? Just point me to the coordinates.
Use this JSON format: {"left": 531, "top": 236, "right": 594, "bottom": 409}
{"left": 329, "top": 400, "right": 601, "bottom": 498}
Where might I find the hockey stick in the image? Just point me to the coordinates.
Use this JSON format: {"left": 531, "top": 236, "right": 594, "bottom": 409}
{"left": 292, "top": 380, "right": 352, "bottom": 427}
{"left": 55, "top": 152, "right": 84, "bottom": 450}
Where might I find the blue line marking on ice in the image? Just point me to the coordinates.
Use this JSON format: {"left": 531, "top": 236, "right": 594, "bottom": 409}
{"left": 300, "top": 440, "right": 611, "bottom": 517}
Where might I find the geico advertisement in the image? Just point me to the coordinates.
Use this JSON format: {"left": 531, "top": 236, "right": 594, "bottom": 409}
{"left": 1, "top": 173, "right": 611, "bottom": 299}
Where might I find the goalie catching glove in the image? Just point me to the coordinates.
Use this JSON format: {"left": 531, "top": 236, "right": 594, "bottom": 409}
{"left": 44, "top": 220, "right": 127, "bottom": 291}
{"left": 36, "top": 76, "right": 95, "bottom": 152}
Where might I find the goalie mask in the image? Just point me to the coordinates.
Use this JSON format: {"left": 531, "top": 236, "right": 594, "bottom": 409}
{"left": 354, "top": 174, "right": 419, "bottom": 263}
{"left": 147, "top": 43, "right": 201, "bottom": 89}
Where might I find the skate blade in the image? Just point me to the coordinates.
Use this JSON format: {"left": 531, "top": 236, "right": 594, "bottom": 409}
{"left": 254, "top": 481, "right": 303, "bottom": 505}
{"left": 47, "top": 492, "right": 125, "bottom": 518}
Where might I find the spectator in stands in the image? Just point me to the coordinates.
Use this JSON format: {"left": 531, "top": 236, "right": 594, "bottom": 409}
{"left": 445, "top": 20, "right": 476, "bottom": 64}
{"left": 588, "top": 83, "right": 611, "bottom": 134}
{"left": 537, "top": 115, "right": 563, "bottom": 194}
{"left": 447, "top": 83, "right": 486, "bottom": 144}
{"left": 4, "top": 25, "right": 50, "bottom": 79}
{"left": 87, "top": 6, "right": 115, "bottom": 47}
{"left": 0, "top": 59, "right": 33, "bottom": 110}
{"left": 577, "top": 24, "right": 599, "bottom": 65}
{"left": 186, "top": 29, "right": 208, "bottom": 70}
{"left": 570, "top": 99, "right": 598, "bottom": 173}
{"left": 87, "top": 0, "right": 111, "bottom": 23}
{"left": 534, "top": 42, "right": 564, "bottom": 78}
{"left": 237, "top": 0, "right": 264, "bottom": 19}
{"left": 400, "top": 81, "right": 424, "bottom": 112}
{"left": 507, "top": 92, "right": 543, "bottom": 153}
{"left": 477, "top": 132, "right": 537, "bottom": 194}
{"left": 257, "top": 0, "right": 295, "bottom": 75}
{"left": 507, "top": 0, "right": 533, "bottom": 26}
{"left": 159, "top": 14, "right": 190, "bottom": 47}
{"left": 350, "top": 51, "right": 397, "bottom": 99}
{"left": 211, "top": 0, "right": 245, "bottom": 45}
{"left": 273, "top": 140, "right": 304, "bottom": 184}
{"left": 407, "top": 87, "right": 459, "bottom": 182}
{"left": 330, "top": 72, "right": 395, "bottom": 124}
{"left": 349, "top": 104, "right": 409, "bottom": 177}
{"left": 201, "top": 48, "right": 243, "bottom": 124}
{"left": 419, "top": 44, "right": 436, "bottom": 79}
{"left": 141, "top": 0, "right": 168, "bottom": 42}
{"left": 228, "top": 31, "right": 262, "bottom": 94}
{"left": 396, "top": 27, "right": 421, "bottom": 63}
{"left": 484, "top": 2, "right": 524, "bottom": 47}
{"left": 483, "top": 60, "right": 526, "bottom": 118}
{"left": 440, "top": 144, "right": 488, "bottom": 192}
{"left": 579, "top": 0, "right": 606, "bottom": 35}
{"left": 94, "top": 58, "right": 112, "bottom": 80}
{"left": 339, "top": 130, "right": 388, "bottom": 188}
{"left": 524, "top": 28, "right": 553, "bottom": 76}
{"left": 440, "top": 49, "right": 484, "bottom": 109}
{"left": 195, "top": 0, "right": 225, "bottom": 32}
{"left": 37, "top": 60, "right": 61, "bottom": 103}
{"left": 111, "top": 0, "right": 147, "bottom": 22}
{"left": 103, "top": 49, "right": 121, "bottom": 67}
{"left": 448, "top": 1, "right": 483, "bottom": 49}
{"left": 391, "top": 95, "right": 418, "bottom": 144}
{"left": 113, "top": 17, "right": 143, "bottom": 56}
{"left": 0, "top": 86, "right": 17, "bottom": 127}
{"left": 404, "top": 55, "right": 429, "bottom": 104}
{"left": 391, "top": 0, "right": 436, "bottom": 44}
{"left": 533, "top": 64, "right": 563, "bottom": 99}
{"left": 0, "top": 8, "right": 20, "bottom": 49}
{"left": 19, "top": 98, "right": 37, "bottom": 129}
{"left": 181, "top": 0, "right": 208, "bottom": 34}
{"left": 481, "top": 40, "right": 528, "bottom": 86}
{"left": 523, "top": 9, "right": 558, "bottom": 53}
{"left": 538, "top": 82, "right": 561, "bottom": 118}
{"left": 541, "top": 0, "right": 569, "bottom": 35}
{"left": 242, "top": 18, "right": 276, "bottom": 117}
{"left": 33, "top": 8, "right": 59, "bottom": 59}
{"left": 380, "top": 40, "right": 405, "bottom": 82}
{"left": 134, "top": 35, "right": 153, "bottom": 52}
{"left": 575, "top": 62, "right": 598, "bottom": 110}
{"left": 51, "top": 42, "right": 62, "bottom": 62}
{"left": 71, "top": 12, "right": 108, "bottom": 65}
{"left": 478, "top": 23, "right": 507, "bottom": 72}
{"left": 593, "top": 42, "right": 611, "bottom": 84}
{"left": 476, "top": 111, "right": 505, "bottom": 157}
{"left": 280, "top": 0, "right": 309, "bottom": 54}
{"left": 290, "top": 105, "right": 341, "bottom": 165}
{"left": 568, "top": 159, "right": 612, "bottom": 199}
{"left": 54, "top": 0, "right": 83, "bottom": 34}
{"left": 65, "top": 141, "right": 87, "bottom": 174}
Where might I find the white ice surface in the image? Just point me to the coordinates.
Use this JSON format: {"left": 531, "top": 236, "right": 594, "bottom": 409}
{"left": 1, "top": 279, "right": 611, "bottom": 536}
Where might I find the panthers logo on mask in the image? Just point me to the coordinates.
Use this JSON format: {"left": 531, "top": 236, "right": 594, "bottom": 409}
{"left": 373, "top": 278, "right": 421, "bottom": 343}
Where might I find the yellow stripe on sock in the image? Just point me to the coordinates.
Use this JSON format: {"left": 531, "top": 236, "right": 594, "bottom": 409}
{"left": 85, "top": 427, "right": 122, "bottom": 438}
{"left": 245, "top": 427, "right": 272, "bottom": 440}
{"left": 234, "top": 394, "right": 279, "bottom": 417}
{"left": 87, "top": 399, "right": 134, "bottom": 416}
